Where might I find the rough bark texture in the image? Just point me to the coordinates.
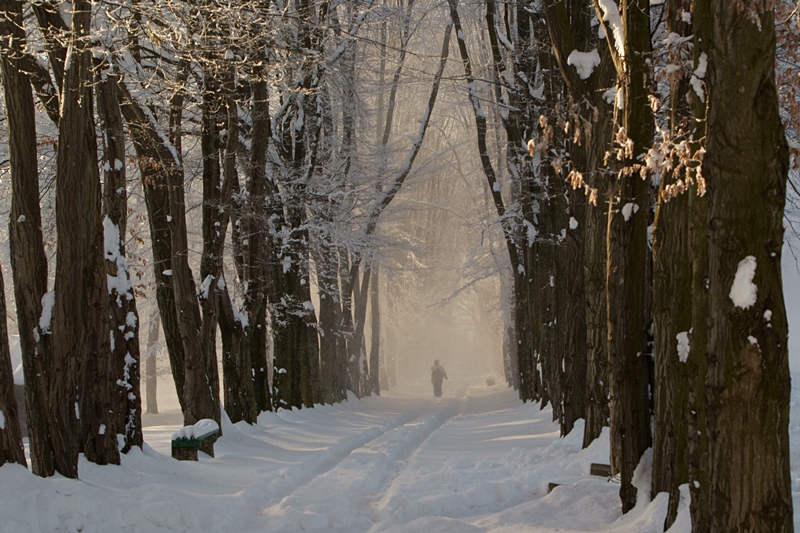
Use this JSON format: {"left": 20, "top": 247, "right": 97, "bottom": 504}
{"left": 650, "top": 0, "right": 692, "bottom": 526}
{"left": 686, "top": 28, "right": 710, "bottom": 529}
{"left": 172, "top": 84, "right": 220, "bottom": 428}
{"left": 50, "top": 0, "right": 118, "bottom": 476}
{"left": 0, "top": 0, "right": 56, "bottom": 477}
{"left": 242, "top": 76, "right": 272, "bottom": 414}
{"left": 218, "top": 282, "right": 257, "bottom": 424}
{"left": 696, "top": 2, "right": 793, "bottom": 530}
{"left": 540, "top": 0, "right": 614, "bottom": 449}
{"left": 599, "top": 0, "right": 653, "bottom": 512}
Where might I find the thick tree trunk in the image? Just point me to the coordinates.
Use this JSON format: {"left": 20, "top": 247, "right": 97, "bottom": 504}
{"left": 77, "top": 77, "right": 119, "bottom": 467}
{"left": 696, "top": 3, "right": 793, "bottom": 530}
{"left": 218, "top": 282, "right": 257, "bottom": 424}
{"left": 50, "top": 0, "right": 118, "bottom": 476}
{"left": 686, "top": 37, "right": 710, "bottom": 529}
{"left": 316, "top": 240, "right": 344, "bottom": 403}
{"left": 538, "top": 0, "right": 615, "bottom": 446}
{"left": 561, "top": 185, "right": 587, "bottom": 435}
{"left": 599, "top": 0, "right": 654, "bottom": 512}
{"left": 0, "top": 0, "right": 55, "bottom": 477}
{"left": 243, "top": 77, "right": 272, "bottom": 414}
{"left": 650, "top": 0, "right": 692, "bottom": 526}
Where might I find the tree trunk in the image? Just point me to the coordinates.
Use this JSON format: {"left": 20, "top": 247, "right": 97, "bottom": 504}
{"left": 352, "top": 266, "right": 371, "bottom": 396}
{"left": 696, "top": 2, "right": 793, "bottom": 530}
{"left": 144, "top": 317, "right": 159, "bottom": 415}
{"left": 218, "top": 282, "right": 257, "bottom": 424}
{"left": 235, "top": 73, "right": 273, "bottom": 415}
{"left": 117, "top": 75, "right": 188, "bottom": 414}
{"left": 50, "top": 0, "right": 118, "bottom": 476}
{"left": 0, "top": 266, "right": 26, "bottom": 468}
{"left": 597, "top": 0, "right": 654, "bottom": 512}
{"left": 0, "top": 0, "right": 56, "bottom": 477}
{"left": 686, "top": 26, "right": 710, "bottom": 530}
{"left": 369, "top": 266, "right": 381, "bottom": 396}
{"left": 650, "top": 0, "right": 692, "bottom": 525}
{"left": 77, "top": 69, "right": 119, "bottom": 468}
{"left": 537, "top": 0, "right": 616, "bottom": 443}
{"left": 97, "top": 64, "right": 143, "bottom": 453}
{"left": 537, "top": 0, "right": 610, "bottom": 438}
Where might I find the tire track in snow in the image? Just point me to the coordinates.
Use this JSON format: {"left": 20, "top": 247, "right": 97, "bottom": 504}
{"left": 260, "top": 395, "right": 464, "bottom": 532}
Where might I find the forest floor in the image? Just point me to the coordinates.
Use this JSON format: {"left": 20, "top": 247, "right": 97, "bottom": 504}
{"left": 6, "top": 372, "right": 800, "bottom": 532}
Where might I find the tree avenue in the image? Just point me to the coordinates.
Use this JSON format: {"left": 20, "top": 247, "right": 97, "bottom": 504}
{"left": 0, "top": 0, "right": 795, "bottom": 530}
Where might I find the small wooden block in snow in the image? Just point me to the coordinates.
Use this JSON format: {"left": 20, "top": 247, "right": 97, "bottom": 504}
{"left": 590, "top": 463, "right": 612, "bottom": 477}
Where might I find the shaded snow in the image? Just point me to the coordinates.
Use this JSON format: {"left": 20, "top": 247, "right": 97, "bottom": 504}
{"left": 676, "top": 331, "right": 690, "bottom": 363}
{"left": 5, "top": 370, "right": 800, "bottom": 532}
{"left": 38, "top": 292, "right": 55, "bottom": 335}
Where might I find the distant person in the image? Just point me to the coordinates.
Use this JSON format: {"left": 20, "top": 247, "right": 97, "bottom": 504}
{"left": 431, "top": 359, "right": 448, "bottom": 397}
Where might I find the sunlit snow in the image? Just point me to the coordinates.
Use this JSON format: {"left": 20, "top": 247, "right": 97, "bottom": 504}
{"left": 567, "top": 49, "right": 601, "bottom": 80}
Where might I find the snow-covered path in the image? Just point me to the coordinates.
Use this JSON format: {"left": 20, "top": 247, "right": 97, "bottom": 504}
{"left": 12, "top": 375, "right": 800, "bottom": 532}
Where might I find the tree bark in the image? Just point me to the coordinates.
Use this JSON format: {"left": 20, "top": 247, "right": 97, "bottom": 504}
{"left": 650, "top": 0, "right": 692, "bottom": 525}
{"left": 0, "top": 0, "right": 56, "bottom": 477}
{"left": 696, "top": 2, "right": 793, "bottom": 530}
{"left": 50, "top": 0, "right": 119, "bottom": 476}
{"left": 594, "top": 0, "right": 653, "bottom": 512}
{"left": 242, "top": 75, "right": 272, "bottom": 414}
{"left": 144, "top": 317, "right": 159, "bottom": 415}
{"left": 0, "top": 266, "right": 26, "bottom": 468}
{"left": 97, "top": 64, "right": 143, "bottom": 453}
{"left": 539, "top": 0, "right": 613, "bottom": 444}
{"left": 368, "top": 265, "right": 381, "bottom": 396}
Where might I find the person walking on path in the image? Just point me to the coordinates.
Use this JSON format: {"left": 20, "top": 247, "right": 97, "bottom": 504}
{"left": 431, "top": 360, "right": 448, "bottom": 397}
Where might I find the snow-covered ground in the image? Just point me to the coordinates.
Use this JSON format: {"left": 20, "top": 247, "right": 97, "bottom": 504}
{"left": 3, "top": 372, "right": 800, "bottom": 533}
{"left": 2, "top": 247, "right": 799, "bottom": 532}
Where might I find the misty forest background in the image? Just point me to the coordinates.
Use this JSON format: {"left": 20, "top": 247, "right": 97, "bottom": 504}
{"left": 0, "top": 0, "right": 799, "bottom": 531}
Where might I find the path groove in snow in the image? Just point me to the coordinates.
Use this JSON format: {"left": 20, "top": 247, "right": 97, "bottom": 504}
{"left": 2, "top": 376, "right": 728, "bottom": 532}
{"left": 263, "top": 394, "right": 464, "bottom": 532}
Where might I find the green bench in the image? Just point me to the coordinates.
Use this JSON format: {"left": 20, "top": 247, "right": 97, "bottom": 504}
{"left": 171, "top": 419, "right": 220, "bottom": 461}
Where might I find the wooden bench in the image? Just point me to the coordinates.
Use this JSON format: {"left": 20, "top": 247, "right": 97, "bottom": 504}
{"left": 171, "top": 419, "right": 220, "bottom": 461}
